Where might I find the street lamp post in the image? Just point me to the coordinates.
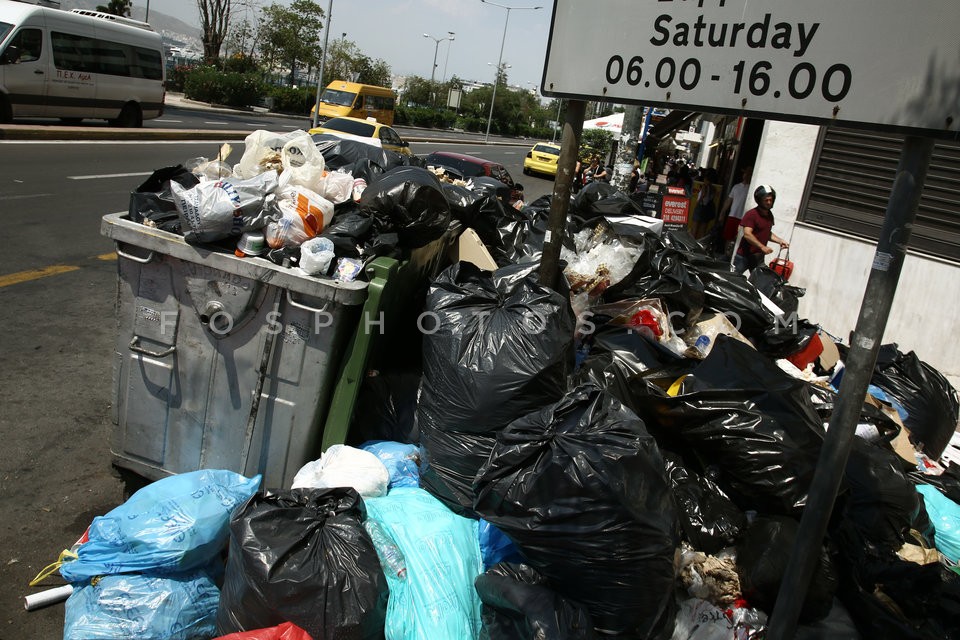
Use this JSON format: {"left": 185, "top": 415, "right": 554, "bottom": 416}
{"left": 311, "top": 0, "right": 334, "bottom": 129}
{"left": 423, "top": 33, "right": 454, "bottom": 85}
{"left": 480, "top": 0, "right": 542, "bottom": 143}
{"left": 441, "top": 31, "right": 455, "bottom": 84}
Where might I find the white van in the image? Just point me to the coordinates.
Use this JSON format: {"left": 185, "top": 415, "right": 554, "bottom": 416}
{"left": 0, "top": 0, "right": 165, "bottom": 126}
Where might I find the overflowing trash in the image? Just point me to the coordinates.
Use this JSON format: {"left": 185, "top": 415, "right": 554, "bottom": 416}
{"left": 27, "top": 129, "right": 960, "bottom": 639}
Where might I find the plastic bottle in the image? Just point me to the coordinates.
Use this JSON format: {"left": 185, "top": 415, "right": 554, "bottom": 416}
{"left": 365, "top": 520, "right": 407, "bottom": 579}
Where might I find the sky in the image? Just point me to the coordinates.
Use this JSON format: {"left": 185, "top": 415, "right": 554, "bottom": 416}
{"left": 160, "top": 0, "right": 554, "bottom": 92}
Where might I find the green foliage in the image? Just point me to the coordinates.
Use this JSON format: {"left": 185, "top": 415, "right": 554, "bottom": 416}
{"left": 166, "top": 64, "right": 194, "bottom": 92}
{"left": 259, "top": 0, "right": 325, "bottom": 86}
{"left": 322, "top": 38, "right": 391, "bottom": 87}
{"left": 222, "top": 53, "right": 259, "bottom": 74}
{"left": 182, "top": 66, "right": 265, "bottom": 108}
{"left": 395, "top": 106, "right": 456, "bottom": 129}
{"left": 581, "top": 128, "right": 614, "bottom": 160}
{"left": 267, "top": 85, "right": 316, "bottom": 114}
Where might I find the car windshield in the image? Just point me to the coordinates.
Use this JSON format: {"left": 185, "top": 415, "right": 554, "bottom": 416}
{"left": 0, "top": 22, "right": 12, "bottom": 45}
{"left": 533, "top": 144, "right": 559, "bottom": 155}
{"left": 320, "top": 89, "right": 357, "bottom": 107}
{"left": 323, "top": 118, "right": 376, "bottom": 137}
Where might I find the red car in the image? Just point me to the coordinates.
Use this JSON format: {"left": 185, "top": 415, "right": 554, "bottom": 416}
{"left": 424, "top": 151, "right": 525, "bottom": 205}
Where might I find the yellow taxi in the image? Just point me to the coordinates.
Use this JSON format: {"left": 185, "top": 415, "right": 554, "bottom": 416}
{"left": 522, "top": 142, "right": 561, "bottom": 177}
{"left": 308, "top": 116, "right": 413, "bottom": 156}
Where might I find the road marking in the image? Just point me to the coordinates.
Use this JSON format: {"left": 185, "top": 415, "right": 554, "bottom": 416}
{"left": 156, "top": 119, "right": 183, "bottom": 123}
{"left": 245, "top": 123, "right": 266, "bottom": 127}
{"left": 0, "top": 265, "right": 81, "bottom": 288}
{"left": 68, "top": 171, "right": 153, "bottom": 180}
{"left": 203, "top": 120, "right": 231, "bottom": 125}
{"left": 96, "top": 253, "right": 117, "bottom": 261}
{"left": 0, "top": 193, "right": 56, "bottom": 201}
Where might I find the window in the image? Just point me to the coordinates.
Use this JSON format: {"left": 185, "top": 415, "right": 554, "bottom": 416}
{"left": 49, "top": 31, "right": 161, "bottom": 79}
{"left": 379, "top": 127, "right": 402, "bottom": 146}
{"left": 0, "top": 22, "right": 12, "bottom": 44}
{"left": 320, "top": 89, "right": 357, "bottom": 107}
{"left": 2, "top": 28, "right": 42, "bottom": 64}
{"left": 533, "top": 144, "right": 559, "bottom": 155}
{"left": 323, "top": 118, "right": 376, "bottom": 137}
{"left": 800, "top": 127, "right": 960, "bottom": 262}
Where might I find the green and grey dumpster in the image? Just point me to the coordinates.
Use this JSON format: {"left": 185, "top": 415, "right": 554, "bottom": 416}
{"left": 101, "top": 212, "right": 445, "bottom": 489}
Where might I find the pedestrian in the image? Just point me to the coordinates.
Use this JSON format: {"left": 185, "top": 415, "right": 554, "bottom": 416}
{"left": 732, "top": 185, "right": 790, "bottom": 274}
{"left": 690, "top": 168, "right": 719, "bottom": 240}
{"left": 583, "top": 157, "right": 601, "bottom": 185}
{"left": 718, "top": 166, "right": 753, "bottom": 252}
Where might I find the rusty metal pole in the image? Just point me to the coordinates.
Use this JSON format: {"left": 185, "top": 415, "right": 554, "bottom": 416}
{"left": 766, "top": 134, "right": 935, "bottom": 639}
{"left": 539, "top": 99, "right": 585, "bottom": 290}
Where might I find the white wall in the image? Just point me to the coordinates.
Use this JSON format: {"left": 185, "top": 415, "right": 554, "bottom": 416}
{"left": 753, "top": 121, "right": 960, "bottom": 385}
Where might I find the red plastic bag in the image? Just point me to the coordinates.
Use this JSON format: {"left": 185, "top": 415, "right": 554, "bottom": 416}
{"left": 770, "top": 247, "right": 794, "bottom": 281}
{"left": 214, "top": 621, "right": 312, "bottom": 640}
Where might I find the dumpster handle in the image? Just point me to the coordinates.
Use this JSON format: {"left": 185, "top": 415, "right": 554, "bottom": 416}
{"left": 285, "top": 290, "right": 330, "bottom": 314}
{"left": 115, "top": 244, "right": 156, "bottom": 264}
{"left": 128, "top": 336, "right": 176, "bottom": 358}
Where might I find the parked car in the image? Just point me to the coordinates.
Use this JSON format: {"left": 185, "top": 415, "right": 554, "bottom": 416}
{"left": 423, "top": 151, "right": 524, "bottom": 205}
{"left": 308, "top": 116, "right": 412, "bottom": 156}
{"left": 523, "top": 142, "right": 561, "bottom": 177}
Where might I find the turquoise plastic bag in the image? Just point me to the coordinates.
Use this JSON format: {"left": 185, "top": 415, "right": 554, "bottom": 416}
{"left": 364, "top": 487, "right": 483, "bottom": 640}
{"left": 917, "top": 484, "right": 960, "bottom": 563}
{"left": 60, "top": 469, "right": 261, "bottom": 583}
{"left": 360, "top": 441, "right": 422, "bottom": 489}
{"left": 63, "top": 568, "right": 220, "bottom": 640}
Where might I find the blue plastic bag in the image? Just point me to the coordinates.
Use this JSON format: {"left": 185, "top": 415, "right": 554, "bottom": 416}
{"left": 917, "top": 484, "right": 960, "bottom": 563}
{"left": 477, "top": 519, "right": 524, "bottom": 571}
{"left": 63, "top": 568, "right": 220, "bottom": 640}
{"left": 364, "top": 487, "right": 484, "bottom": 640}
{"left": 360, "top": 441, "right": 422, "bottom": 489}
{"left": 60, "top": 469, "right": 261, "bottom": 583}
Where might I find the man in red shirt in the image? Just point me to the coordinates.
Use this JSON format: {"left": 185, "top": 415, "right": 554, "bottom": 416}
{"left": 733, "top": 185, "right": 790, "bottom": 274}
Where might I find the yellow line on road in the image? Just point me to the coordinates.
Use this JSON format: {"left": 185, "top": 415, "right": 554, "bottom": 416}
{"left": 96, "top": 253, "right": 117, "bottom": 261}
{"left": 0, "top": 265, "right": 81, "bottom": 288}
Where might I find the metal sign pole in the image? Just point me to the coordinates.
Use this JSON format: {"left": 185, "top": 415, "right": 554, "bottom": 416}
{"left": 766, "top": 134, "right": 935, "bottom": 640}
{"left": 539, "top": 99, "right": 585, "bottom": 289}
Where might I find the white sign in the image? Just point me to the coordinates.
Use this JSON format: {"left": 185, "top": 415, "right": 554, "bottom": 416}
{"left": 542, "top": 0, "right": 959, "bottom": 136}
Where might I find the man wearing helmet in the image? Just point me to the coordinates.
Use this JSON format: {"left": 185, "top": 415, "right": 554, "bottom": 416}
{"left": 733, "top": 184, "right": 790, "bottom": 274}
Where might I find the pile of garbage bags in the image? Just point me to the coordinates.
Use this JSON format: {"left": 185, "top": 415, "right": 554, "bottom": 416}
{"left": 45, "top": 132, "right": 960, "bottom": 639}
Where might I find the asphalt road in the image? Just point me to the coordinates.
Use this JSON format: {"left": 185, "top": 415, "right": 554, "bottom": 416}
{"left": 0, "top": 138, "right": 555, "bottom": 639}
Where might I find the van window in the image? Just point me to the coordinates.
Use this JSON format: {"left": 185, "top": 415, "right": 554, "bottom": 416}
{"left": 2, "top": 28, "right": 43, "bottom": 64}
{"left": 51, "top": 31, "right": 162, "bottom": 79}
{"left": 0, "top": 22, "right": 12, "bottom": 43}
{"left": 321, "top": 88, "right": 357, "bottom": 107}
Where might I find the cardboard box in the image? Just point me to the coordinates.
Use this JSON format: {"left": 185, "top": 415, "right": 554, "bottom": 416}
{"left": 450, "top": 227, "right": 498, "bottom": 271}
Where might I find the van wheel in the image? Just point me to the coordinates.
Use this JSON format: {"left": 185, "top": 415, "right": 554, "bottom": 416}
{"left": 0, "top": 96, "right": 12, "bottom": 124}
{"left": 111, "top": 103, "right": 142, "bottom": 128}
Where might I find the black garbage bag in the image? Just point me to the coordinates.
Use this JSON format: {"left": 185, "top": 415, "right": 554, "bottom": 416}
{"left": 663, "top": 451, "right": 747, "bottom": 553}
{"left": 749, "top": 265, "right": 805, "bottom": 317}
{"left": 608, "top": 244, "right": 706, "bottom": 330}
{"left": 473, "top": 384, "right": 680, "bottom": 638}
{"left": 909, "top": 461, "right": 960, "bottom": 504}
{"left": 831, "top": 438, "right": 928, "bottom": 556}
{"left": 416, "top": 261, "right": 576, "bottom": 514}
{"left": 498, "top": 203, "right": 576, "bottom": 265}
{"left": 754, "top": 317, "right": 820, "bottom": 360}
{"left": 628, "top": 336, "right": 825, "bottom": 516}
{"left": 128, "top": 165, "right": 200, "bottom": 233}
{"left": 312, "top": 133, "right": 392, "bottom": 171}
{"left": 347, "top": 369, "right": 421, "bottom": 446}
{"left": 471, "top": 175, "right": 515, "bottom": 208}
{"left": 359, "top": 166, "right": 451, "bottom": 249}
{"left": 574, "top": 324, "right": 694, "bottom": 398}
{"left": 836, "top": 554, "right": 960, "bottom": 639}
{"left": 319, "top": 206, "right": 401, "bottom": 262}
{"left": 736, "top": 516, "right": 838, "bottom": 623}
{"left": 216, "top": 487, "right": 388, "bottom": 640}
{"left": 689, "top": 261, "right": 775, "bottom": 338}
{"left": 418, "top": 428, "right": 499, "bottom": 518}
{"left": 662, "top": 228, "right": 712, "bottom": 256}
{"left": 476, "top": 563, "right": 597, "bottom": 640}
{"left": 571, "top": 182, "right": 644, "bottom": 219}
{"left": 870, "top": 344, "right": 960, "bottom": 460}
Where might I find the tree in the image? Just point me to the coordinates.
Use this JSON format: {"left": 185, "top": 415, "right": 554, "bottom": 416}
{"left": 198, "top": 0, "right": 231, "bottom": 63}
{"left": 259, "top": 0, "right": 324, "bottom": 86}
{"left": 96, "top": 0, "right": 131, "bottom": 16}
{"left": 324, "top": 37, "right": 391, "bottom": 87}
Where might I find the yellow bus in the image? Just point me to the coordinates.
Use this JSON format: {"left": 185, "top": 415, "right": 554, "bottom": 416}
{"left": 310, "top": 80, "right": 395, "bottom": 126}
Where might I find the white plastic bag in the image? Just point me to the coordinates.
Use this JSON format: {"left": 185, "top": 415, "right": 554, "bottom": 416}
{"left": 316, "top": 171, "right": 354, "bottom": 204}
{"left": 291, "top": 445, "right": 390, "bottom": 497}
{"left": 172, "top": 171, "right": 278, "bottom": 243}
{"left": 264, "top": 184, "right": 334, "bottom": 249}
{"left": 300, "top": 237, "right": 336, "bottom": 276}
{"left": 235, "top": 130, "right": 321, "bottom": 179}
